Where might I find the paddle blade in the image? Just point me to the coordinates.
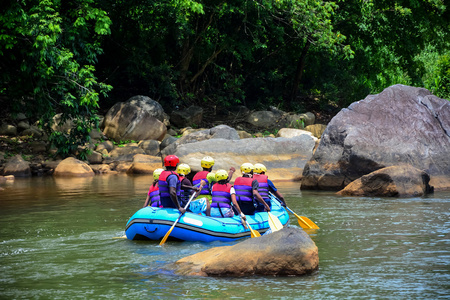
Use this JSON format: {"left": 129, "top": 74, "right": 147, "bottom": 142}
{"left": 299, "top": 215, "right": 319, "bottom": 229}
{"left": 268, "top": 212, "right": 283, "bottom": 232}
{"left": 245, "top": 220, "right": 261, "bottom": 238}
{"left": 294, "top": 212, "right": 319, "bottom": 229}
{"left": 159, "top": 226, "right": 174, "bottom": 245}
{"left": 250, "top": 227, "right": 261, "bottom": 238}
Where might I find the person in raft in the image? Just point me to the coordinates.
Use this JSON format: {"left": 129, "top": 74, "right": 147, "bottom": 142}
{"left": 253, "top": 163, "right": 287, "bottom": 212}
{"left": 210, "top": 169, "right": 246, "bottom": 220}
{"left": 158, "top": 155, "right": 187, "bottom": 213}
{"left": 143, "top": 168, "right": 164, "bottom": 207}
{"left": 233, "top": 163, "right": 270, "bottom": 215}
{"left": 176, "top": 163, "right": 210, "bottom": 215}
{"left": 192, "top": 156, "right": 216, "bottom": 203}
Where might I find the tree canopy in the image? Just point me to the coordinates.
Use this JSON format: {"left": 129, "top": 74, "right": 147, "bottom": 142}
{"left": 1, "top": 0, "right": 448, "bottom": 157}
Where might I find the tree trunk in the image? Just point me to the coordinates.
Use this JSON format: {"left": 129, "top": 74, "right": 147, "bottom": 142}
{"left": 288, "top": 39, "right": 311, "bottom": 109}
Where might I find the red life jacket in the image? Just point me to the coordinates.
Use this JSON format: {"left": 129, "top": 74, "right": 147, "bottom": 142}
{"left": 211, "top": 183, "right": 232, "bottom": 208}
{"left": 192, "top": 170, "right": 211, "bottom": 195}
{"left": 158, "top": 170, "right": 181, "bottom": 200}
{"left": 147, "top": 184, "right": 161, "bottom": 207}
{"left": 253, "top": 174, "right": 269, "bottom": 200}
{"left": 234, "top": 176, "right": 253, "bottom": 202}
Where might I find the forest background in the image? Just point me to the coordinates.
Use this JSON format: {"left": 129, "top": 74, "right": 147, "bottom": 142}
{"left": 0, "top": 0, "right": 449, "bottom": 158}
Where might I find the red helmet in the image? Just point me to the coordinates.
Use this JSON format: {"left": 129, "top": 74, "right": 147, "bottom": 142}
{"left": 164, "top": 155, "right": 180, "bottom": 167}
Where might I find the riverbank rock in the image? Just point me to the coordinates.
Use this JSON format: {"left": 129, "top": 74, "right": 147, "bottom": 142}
{"left": 105, "top": 145, "right": 146, "bottom": 163}
{"left": 170, "top": 105, "right": 203, "bottom": 128}
{"left": 172, "top": 135, "right": 316, "bottom": 180}
{"left": 2, "top": 155, "right": 31, "bottom": 177}
{"left": 161, "top": 125, "right": 240, "bottom": 156}
{"left": 53, "top": 157, "right": 94, "bottom": 177}
{"left": 102, "top": 98, "right": 167, "bottom": 142}
{"left": 337, "top": 165, "right": 434, "bottom": 197}
{"left": 247, "top": 111, "right": 278, "bottom": 128}
{"left": 301, "top": 85, "right": 450, "bottom": 191}
{"left": 175, "top": 227, "right": 318, "bottom": 277}
{"left": 127, "top": 154, "right": 162, "bottom": 174}
{"left": 276, "top": 128, "right": 316, "bottom": 139}
{"left": 305, "top": 124, "right": 327, "bottom": 138}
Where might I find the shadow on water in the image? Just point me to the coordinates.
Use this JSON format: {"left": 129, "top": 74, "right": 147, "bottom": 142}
{"left": 0, "top": 176, "right": 449, "bottom": 299}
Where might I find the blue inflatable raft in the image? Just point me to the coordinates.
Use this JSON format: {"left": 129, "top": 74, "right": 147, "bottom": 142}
{"left": 125, "top": 197, "right": 289, "bottom": 242}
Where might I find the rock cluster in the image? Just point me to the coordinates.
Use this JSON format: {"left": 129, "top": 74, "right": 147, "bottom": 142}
{"left": 1, "top": 96, "right": 321, "bottom": 179}
{"left": 301, "top": 84, "right": 450, "bottom": 191}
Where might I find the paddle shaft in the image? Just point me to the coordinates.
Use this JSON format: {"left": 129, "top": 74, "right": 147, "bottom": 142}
{"left": 159, "top": 181, "right": 205, "bottom": 245}
{"left": 269, "top": 192, "right": 319, "bottom": 229}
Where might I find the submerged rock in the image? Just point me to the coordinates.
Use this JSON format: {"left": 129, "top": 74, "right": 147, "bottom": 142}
{"left": 175, "top": 227, "right": 318, "bottom": 277}
{"left": 338, "top": 165, "right": 434, "bottom": 197}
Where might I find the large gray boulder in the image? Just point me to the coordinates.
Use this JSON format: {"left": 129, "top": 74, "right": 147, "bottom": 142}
{"left": 301, "top": 85, "right": 450, "bottom": 191}
{"left": 175, "top": 227, "right": 318, "bottom": 277}
{"left": 172, "top": 135, "right": 316, "bottom": 180}
{"left": 126, "top": 95, "right": 165, "bottom": 122}
{"left": 102, "top": 100, "right": 167, "bottom": 142}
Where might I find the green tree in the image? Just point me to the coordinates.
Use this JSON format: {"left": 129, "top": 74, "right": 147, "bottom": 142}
{"left": 99, "top": 0, "right": 352, "bottom": 111}
{"left": 0, "top": 0, "right": 112, "bottom": 158}
{"left": 324, "top": 0, "right": 450, "bottom": 105}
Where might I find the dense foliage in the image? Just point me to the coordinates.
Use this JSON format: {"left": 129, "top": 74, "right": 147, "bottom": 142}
{"left": 1, "top": 0, "right": 448, "bottom": 157}
{"left": 0, "top": 0, "right": 111, "bottom": 158}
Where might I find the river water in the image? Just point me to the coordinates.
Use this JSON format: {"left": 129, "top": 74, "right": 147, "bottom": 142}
{"left": 0, "top": 175, "right": 449, "bottom": 299}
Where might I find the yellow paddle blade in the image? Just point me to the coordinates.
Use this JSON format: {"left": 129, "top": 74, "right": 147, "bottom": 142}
{"left": 250, "top": 227, "right": 261, "bottom": 238}
{"left": 159, "top": 226, "right": 174, "bottom": 245}
{"left": 299, "top": 215, "right": 319, "bottom": 229}
{"left": 293, "top": 212, "right": 319, "bottom": 229}
{"left": 268, "top": 212, "right": 283, "bottom": 232}
{"left": 284, "top": 206, "right": 319, "bottom": 229}
{"left": 245, "top": 220, "right": 261, "bottom": 238}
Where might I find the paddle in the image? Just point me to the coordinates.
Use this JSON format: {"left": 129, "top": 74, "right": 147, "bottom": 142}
{"left": 285, "top": 206, "right": 319, "bottom": 229}
{"left": 243, "top": 219, "right": 261, "bottom": 238}
{"left": 267, "top": 212, "right": 283, "bottom": 232}
{"left": 159, "top": 180, "right": 205, "bottom": 246}
{"left": 269, "top": 192, "right": 319, "bottom": 229}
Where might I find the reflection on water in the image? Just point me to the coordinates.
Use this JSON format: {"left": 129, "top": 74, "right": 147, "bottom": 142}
{"left": 0, "top": 176, "right": 449, "bottom": 299}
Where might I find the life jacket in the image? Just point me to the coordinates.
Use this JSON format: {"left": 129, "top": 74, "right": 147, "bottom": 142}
{"left": 179, "top": 177, "right": 192, "bottom": 205}
{"left": 147, "top": 184, "right": 161, "bottom": 207}
{"left": 253, "top": 174, "right": 269, "bottom": 200}
{"left": 158, "top": 170, "right": 181, "bottom": 200}
{"left": 234, "top": 176, "right": 254, "bottom": 202}
{"left": 192, "top": 170, "right": 211, "bottom": 195}
{"left": 211, "top": 183, "right": 232, "bottom": 209}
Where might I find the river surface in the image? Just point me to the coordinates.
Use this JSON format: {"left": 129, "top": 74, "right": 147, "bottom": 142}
{"left": 0, "top": 175, "right": 449, "bottom": 299}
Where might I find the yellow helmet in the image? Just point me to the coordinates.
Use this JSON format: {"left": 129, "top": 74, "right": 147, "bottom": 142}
{"left": 254, "top": 163, "right": 267, "bottom": 174}
{"left": 153, "top": 168, "right": 164, "bottom": 180}
{"left": 240, "top": 163, "right": 254, "bottom": 174}
{"left": 206, "top": 172, "right": 217, "bottom": 183}
{"left": 215, "top": 169, "right": 228, "bottom": 181}
{"left": 176, "top": 163, "right": 191, "bottom": 176}
{"left": 201, "top": 156, "right": 215, "bottom": 168}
